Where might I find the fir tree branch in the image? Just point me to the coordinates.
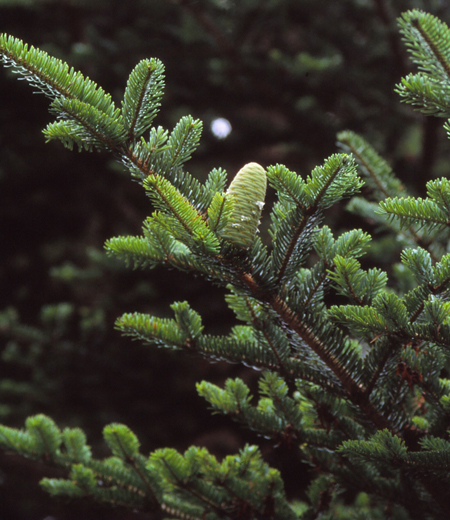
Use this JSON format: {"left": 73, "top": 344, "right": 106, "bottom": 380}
{"left": 124, "top": 145, "right": 156, "bottom": 177}
{"left": 364, "top": 272, "right": 450, "bottom": 400}
{"left": 5, "top": 20, "right": 450, "bottom": 516}
{"left": 270, "top": 155, "right": 361, "bottom": 286}
{"left": 410, "top": 14, "right": 450, "bottom": 79}
{"left": 338, "top": 130, "right": 439, "bottom": 262}
{"left": 260, "top": 325, "right": 289, "bottom": 378}
{"left": 122, "top": 58, "right": 165, "bottom": 142}
{"left": 364, "top": 340, "right": 396, "bottom": 397}
{"left": 45, "top": 98, "right": 126, "bottom": 152}
{"left": 236, "top": 269, "right": 393, "bottom": 432}
{"left": 126, "top": 62, "right": 154, "bottom": 140}
{"left": 302, "top": 267, "right": 329, "bottom": 315}
{"left": 159, "top": 458, "right": 226, "bottom": 518}
{"left": 0, "top": 34, "right": 115, "bottom": 113}
{"left": 106, "top": 428, "right": 159, "bottom": 506}
{"left": 337, "top": 131, "right": 403, "bottom": 200}
{"left": 274, "top": 208, "right": 317, "bottom": 286}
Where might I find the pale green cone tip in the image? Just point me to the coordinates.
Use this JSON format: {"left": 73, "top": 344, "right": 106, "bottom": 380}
{"left": 220, "top": 162, "right": 267, "bottom": 249}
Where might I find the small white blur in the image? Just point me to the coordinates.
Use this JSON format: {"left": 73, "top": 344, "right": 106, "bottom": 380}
{"left": 211, "top": 117, "right": 232, "bottom": 139}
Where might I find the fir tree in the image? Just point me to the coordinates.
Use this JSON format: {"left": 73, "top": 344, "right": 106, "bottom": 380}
{"left": 1, "top": 7, "right": 450, "bottom": 520}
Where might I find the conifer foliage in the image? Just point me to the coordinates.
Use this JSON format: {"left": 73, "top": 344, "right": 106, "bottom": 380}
{"left": 1, "top": 8, "right": 450, "bottom": 519}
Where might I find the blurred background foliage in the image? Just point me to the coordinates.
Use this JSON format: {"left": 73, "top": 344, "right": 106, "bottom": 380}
{"left": 1, "top": 0, "right": 450, "bottom": 518}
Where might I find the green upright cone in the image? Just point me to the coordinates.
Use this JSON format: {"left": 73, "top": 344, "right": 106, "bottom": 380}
{"left": 220, "top": 162, "right": 267, "bottom": 249}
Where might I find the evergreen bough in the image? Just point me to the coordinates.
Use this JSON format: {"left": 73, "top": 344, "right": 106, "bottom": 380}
{"left": 2, "top": 8, "right": 450, "bottom": 519}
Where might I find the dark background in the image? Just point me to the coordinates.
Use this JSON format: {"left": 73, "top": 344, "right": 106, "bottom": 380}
{"left": 1, "top": 0, "right": 449, "bottom": 518}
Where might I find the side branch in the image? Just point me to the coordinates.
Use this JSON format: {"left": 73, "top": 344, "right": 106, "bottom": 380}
{"left": 411, "top": 17, "right": 450, "bottom": 78}
{"left": 127, "top": 63, "right": 154, "bottom": 142}
{"left": 240, "top": 271, "right": 394, "bottom": 432}
{"left": 275, "top": 209, "right": 309, "bottom": 284}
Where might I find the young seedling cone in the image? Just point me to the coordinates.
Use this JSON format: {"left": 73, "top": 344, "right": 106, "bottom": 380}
{"left": 221, "top": 162, "right": 267, "bottom": 249}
